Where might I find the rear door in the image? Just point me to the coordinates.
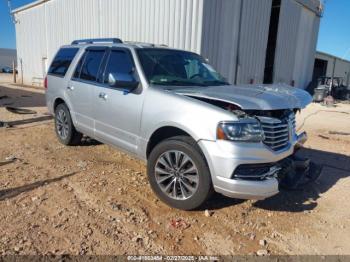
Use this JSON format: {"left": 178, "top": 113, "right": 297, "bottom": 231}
{"left": 93, "top": 48, "right": 144, "bottom": 154}
{"left": 68, "top": 47, "right": 107, "bottom": 135}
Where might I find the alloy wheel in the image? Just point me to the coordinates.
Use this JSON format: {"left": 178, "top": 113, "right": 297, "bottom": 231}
{"left": 155, "top": 150, "right": 199, "bottom": 200}
{"left": 56, "top": 109, "right": 69, "bottom": 140}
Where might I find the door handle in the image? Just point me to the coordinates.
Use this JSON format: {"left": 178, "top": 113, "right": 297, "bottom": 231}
{"left": 99, "top": 92, "right": 108, "bottom": 100}
{"left": 67, "top": 86, "right": 74, "bottom": 91}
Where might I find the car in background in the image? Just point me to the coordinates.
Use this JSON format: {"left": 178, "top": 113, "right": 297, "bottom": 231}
{"left": 1, "top": 66, "right": 17, "bottom": 74}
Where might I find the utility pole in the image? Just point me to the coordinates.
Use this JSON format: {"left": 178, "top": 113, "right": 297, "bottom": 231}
{"left": 341, "top": 47, "right": 350, "bottom": 87}
{"left": 330, "top": 57, "right": 336, "bottom": 94}
{"left": 12, "top": 60, "right": 16, "bottom": 83}
{"left": 6, "top": 0, "right": 19, "bottom": 84}
{"left": 20, "top": 59, "right": 23, "bottom": 85}
{"left": 6, "top": 0, "right": 18, "bottom": 24}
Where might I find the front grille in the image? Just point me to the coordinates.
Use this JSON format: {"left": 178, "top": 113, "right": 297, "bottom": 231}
{"left": 259, "top": 113, "right": 295, "bottom": 151}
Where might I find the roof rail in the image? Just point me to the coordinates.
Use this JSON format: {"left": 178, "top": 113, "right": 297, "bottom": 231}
{"left": 71, "top": 38, "right": 123, "bottom": 45}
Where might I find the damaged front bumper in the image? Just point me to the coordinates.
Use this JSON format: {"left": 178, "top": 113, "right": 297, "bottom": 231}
{"left": 198, "top": 131, "right": 312, "bottom": 200}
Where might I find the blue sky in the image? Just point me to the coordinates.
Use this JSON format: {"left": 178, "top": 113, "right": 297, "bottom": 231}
{"left": 0, "top": 0, "right": 349, "bottom": 59}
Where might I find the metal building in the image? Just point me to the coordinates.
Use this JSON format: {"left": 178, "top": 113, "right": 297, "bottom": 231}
{"left": 313, "top": 51, "right": 350, "bottom": 87}
{"left": 13, "top": 0, "right": 322, "bottom": 88}
{"left": 0, "top": 48, "right": 17, "bottom": 69}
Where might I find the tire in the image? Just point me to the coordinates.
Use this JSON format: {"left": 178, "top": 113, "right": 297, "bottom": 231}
{"left": 54, "top": 103, "right": 82, "bottom": 146}
{"left": 147, "top": 136, "right": 213, "bottom": 210}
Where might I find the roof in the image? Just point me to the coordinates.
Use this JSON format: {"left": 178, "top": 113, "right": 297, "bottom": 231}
{"left": 295, "top": 0, "right": 323, "bottom": 16}
{"left": 62, "top": 42, "right": 181, "bottom": 52}
{"left": 13, "top": 0, "right": 322, "bottom": 15}
{"left": 59, "top": 38, "right": 168, "bottom": 49}
{"left": 316, "top": 51, "right": 350, "bottom": 64}
{"left": 12, "top": 0, "right": 50, "bottom": 14}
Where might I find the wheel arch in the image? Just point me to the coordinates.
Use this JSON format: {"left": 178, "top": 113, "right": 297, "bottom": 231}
{"left": 146, "top": 126, "right": 196, "bottom": 159}
{"left": 52, "top": 97, "right": 78, "bottom": 125}
{"left": 53, "top": 97, "right": 67, "bottom": 112}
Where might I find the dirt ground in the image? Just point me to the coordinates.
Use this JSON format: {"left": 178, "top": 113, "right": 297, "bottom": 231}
{"left": 0, "top": 74, "right": 350, "bottom": 256}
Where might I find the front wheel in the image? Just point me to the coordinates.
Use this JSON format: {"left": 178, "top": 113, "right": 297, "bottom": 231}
{"left": 54, "top": 103, "right": 82, "bottom": 146}
{"left": 147, "top": 136, "right": 213, "bottom": 210}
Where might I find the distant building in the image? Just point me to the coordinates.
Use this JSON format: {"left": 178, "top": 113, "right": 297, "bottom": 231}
{"left": 13, "top": 0, "right": 322, "bottom": 88}
{"left": 0, "top": 48, "right": 17, "bottom": 69}
{"left": 312, "top": 51, "right": 350, "bottom": 87}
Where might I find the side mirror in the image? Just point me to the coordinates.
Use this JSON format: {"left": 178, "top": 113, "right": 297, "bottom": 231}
{"left": 108, "top": 72, "right": 139, "bottom": 90}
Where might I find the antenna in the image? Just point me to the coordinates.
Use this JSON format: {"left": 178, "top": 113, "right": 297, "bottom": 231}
{"left": 6, "top": 0, "right": 18, "bottom": 24}
{"left": 341, "top": 47, "right": 350, "bottom": 61}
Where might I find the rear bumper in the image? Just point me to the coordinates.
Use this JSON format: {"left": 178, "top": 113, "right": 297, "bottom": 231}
{"left": 198, "top": 132, "right": 307, "bottom": 200}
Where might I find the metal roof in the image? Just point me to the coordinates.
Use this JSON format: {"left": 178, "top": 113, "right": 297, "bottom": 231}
{"left": 316, "top": 51, "right": 350, "bottom": 64}
{"left": 12, "top": 0, "right": 322, "bottom": 15}
{"left": 295, "top": 0, "right": 323, "bottom": 16}
{"left": 12, "top": 0, "right": 51, "bottom": 14}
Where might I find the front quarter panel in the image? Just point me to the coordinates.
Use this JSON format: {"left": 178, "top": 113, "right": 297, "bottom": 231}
{"left": 139, "top": 87, "right": 237, "bottom": 157}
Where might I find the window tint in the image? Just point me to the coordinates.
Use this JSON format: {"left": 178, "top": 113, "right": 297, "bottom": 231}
{"left": 137, "top": 49, "right": 228, "bottom": 87}
{"left": 80, "top": 50, "right": 105, "bottom": 82}
{"left": 73, "top": 52, "right": 87, "bottom": 79}
{"left": 104, "top": 50, "right": 134, "bottom": 83}
{"left": 48, "top": 48, "right": 79, "bottom": 77}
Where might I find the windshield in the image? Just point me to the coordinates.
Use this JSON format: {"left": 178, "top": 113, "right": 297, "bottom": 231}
{"left": 137, "top": 48, "right": 229, "bottom": 87}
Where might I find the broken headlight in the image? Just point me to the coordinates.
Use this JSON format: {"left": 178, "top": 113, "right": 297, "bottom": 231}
{"left": 217, "top": 119, "right": 264, "bottom": 142}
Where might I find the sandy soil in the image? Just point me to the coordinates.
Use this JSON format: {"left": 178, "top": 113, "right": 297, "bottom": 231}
{"left": 0, "top": 77, "right": 350, "bottom": 256}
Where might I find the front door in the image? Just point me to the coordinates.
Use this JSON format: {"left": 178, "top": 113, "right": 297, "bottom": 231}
{"left": 93, "top": 48, "right": 144, "bottom": 154}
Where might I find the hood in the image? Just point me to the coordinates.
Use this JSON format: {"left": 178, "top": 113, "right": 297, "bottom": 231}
{"left": 172, "top": 83, "right": 312, "bottom": 110}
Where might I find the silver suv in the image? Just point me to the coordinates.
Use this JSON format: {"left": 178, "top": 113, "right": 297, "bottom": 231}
{"left": 45, "top": 38, "right": 311, "bottom": 210}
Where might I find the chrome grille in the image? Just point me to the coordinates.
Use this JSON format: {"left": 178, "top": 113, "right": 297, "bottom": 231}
{"left": 259, "top": 113, "right": 295, "bottom": 151}
{"left": 291, "top": 113, "right": 296, "bottom": 131}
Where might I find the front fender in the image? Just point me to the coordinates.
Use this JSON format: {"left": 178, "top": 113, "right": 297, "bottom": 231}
{"left": 138, "top": 88, "right": 237, "bottom": 158}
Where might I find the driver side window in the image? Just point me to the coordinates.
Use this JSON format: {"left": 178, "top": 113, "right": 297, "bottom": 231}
{"left": 104, "top": 50, "right": 135, "bottom": 84}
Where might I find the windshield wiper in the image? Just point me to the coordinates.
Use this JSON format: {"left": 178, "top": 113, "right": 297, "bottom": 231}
{"left": 203, "top": 80, "right": 229, "bottom": 86}
{"left": 153, "top": 80, "right": 206, "bottom": 87}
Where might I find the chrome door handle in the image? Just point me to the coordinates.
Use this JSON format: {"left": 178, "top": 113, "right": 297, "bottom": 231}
{"left": 67, "top": 86, "right": 74, "bottom": 91}
{"left": 99, "top": 93, "right": 108, "bottom": 100}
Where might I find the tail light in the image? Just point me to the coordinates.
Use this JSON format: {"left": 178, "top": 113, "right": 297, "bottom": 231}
{"left": 44, "top": 76, "right": 48, "bottom": 90}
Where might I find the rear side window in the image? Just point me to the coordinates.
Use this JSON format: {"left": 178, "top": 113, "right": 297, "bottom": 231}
{"left": 103, "top": 50, "right": 134, "bottom": 83}
{"left": 48, "top": 48, "right": 79, "bottom": 77}
{"left": 73, "top": 52, "right": 87, "bottom": 79}
{"left": 79, "top": 50, "right": 105, "bottom": 82}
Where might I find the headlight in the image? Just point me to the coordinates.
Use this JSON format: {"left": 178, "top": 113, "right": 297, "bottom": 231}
{"left": 217, "top": 119, "right": 264, "bottom": 142}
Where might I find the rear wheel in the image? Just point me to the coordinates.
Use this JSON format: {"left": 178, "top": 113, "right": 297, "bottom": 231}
{"left": 147, "top": 136, "right": 213, "bottom": 210}
{"left": 54, "top": 103, "right": 82, "bottom": 146}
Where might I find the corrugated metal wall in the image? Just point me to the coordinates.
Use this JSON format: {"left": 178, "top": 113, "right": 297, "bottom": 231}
{"left": 15, "top": 4, "right": 46, "bottom": 85}
{"left": 201, "top": 0, "right": 272, "bottom": 85}
{"left": 274, "top": 0, "right": 301, "bottom": 85}
{"left": 15, "top": 0, "right": 205, "bottom": 85}
{"left": 316, "top": 52, "right": 350, "bottom": 86}
{"left": 99, "top": 0, "right": 204, "bottom": 52}
{"left": 14, "top": 0, "right": 321, "bottom": 89}
{"left": 334, "top": 59, "right": 350, "bottom": 86}
{"left": 292, "top": 7, "right": 319, "bottom": 88}
{"left": 236, "top": 0, "right": 272, "bottom": 84}
{"left": 201, "top": 0, "right": 241, "bottom": 83}
{"left": 45, "top": 0, "right": 100, "bottom": 61}
{"left": 274, "top": 0, "right": 320, "bottom": 89}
